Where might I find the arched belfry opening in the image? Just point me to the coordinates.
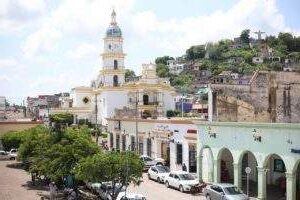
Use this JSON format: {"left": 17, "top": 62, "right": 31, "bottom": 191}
{"left": 113, "top": 75, "right": 118, "bottom": 87}
{"left": 143, "top": 94, "right": 149, "bottom": 105}
{"left": 114, "top": 60, "right": 118, "bottom": 69}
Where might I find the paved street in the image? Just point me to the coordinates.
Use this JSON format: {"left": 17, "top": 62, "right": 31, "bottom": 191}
{"left": 128, "top": 173, "right": 206, "bottom": 200}
{"left": 0, "top": 160, "right": 205, "bottom": 200}
{"left": 0, "top": 160, "right": 43, "bottom": 200}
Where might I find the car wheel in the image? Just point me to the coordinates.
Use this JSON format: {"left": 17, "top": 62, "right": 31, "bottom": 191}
{"left": 206, "top": 195, "right": 211, "bottom": 200}
{"left": 165, "top": 181, "right": 169, "bottom": 188}
{"left": 156, "top": 162, "right": 163, "bottom": 166}
{"left": 179, "top": 185, "right": 184, "bottom": 193}
{"left": 157, "top": 177, "right": 160, "bottom": 183}
{"left": 10, "top": 157, "right": 15, "bottom": 160}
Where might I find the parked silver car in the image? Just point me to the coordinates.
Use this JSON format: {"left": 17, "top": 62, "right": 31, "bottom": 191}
{"left": 140, "top": 155, "right": 165, "bottom": 170}
{"left": 204, "top": 183, "right": 249, "bottom": 200}
{"left": 147, "top": 165, "right": 170, "bottom": 183}
{"left": 86, "top": 181, "right": 125, "bottom": 199}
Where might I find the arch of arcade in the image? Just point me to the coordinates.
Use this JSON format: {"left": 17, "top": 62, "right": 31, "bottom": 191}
{"left": 194, "top": 121, "right": 300, "bottom": 200}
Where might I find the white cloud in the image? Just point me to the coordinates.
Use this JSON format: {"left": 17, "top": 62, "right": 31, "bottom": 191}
{"left": 129, "top": 0, "right": 298, "bottom": 56}
{"left": 0, "top": 58, "right": 18, "bottom": 68}
{"left": 0, "top": 0, "right": 46, "bottom": 33}
{"left": 22, "top": 0, "right": 136, "bottom": 58}
{"left": 23, "top": 24, "right": 62, "bottom": 58}
{"left": 66, "top": 43, "right": 98, "bottom": 60}
{"left": 2, "top": 0, "right": 300, "bottom": 101}
{"left": 0, "top": 74, "right": 10, "bottom": 81}
{"left": 22, "top": 0, "right": 298, "bottom": 60}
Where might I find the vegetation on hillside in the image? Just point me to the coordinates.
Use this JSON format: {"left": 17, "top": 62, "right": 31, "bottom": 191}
{"left": 155, "top": 30, "right": 300, "bottom": 91}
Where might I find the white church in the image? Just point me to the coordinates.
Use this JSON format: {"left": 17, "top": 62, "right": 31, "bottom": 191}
{"left": 53, "top": 10, "right": 176, "bottom": 125}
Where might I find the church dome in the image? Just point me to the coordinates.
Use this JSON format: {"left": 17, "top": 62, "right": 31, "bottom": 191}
{"left": 106, "top": 9, "right": 122, "bottom": 37}
{"left": 106, "top": 25, "right": 122, "bottom": 37}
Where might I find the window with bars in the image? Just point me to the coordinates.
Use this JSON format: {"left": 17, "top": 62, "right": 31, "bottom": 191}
{"left": 147, "top": 138, "right": 152, "bottom": 157}
{"left": 131, "top": 136, "right": 135, "bottom": 151}
{"left": 139, "top": 141, "right": 144, "bottom": 155}
{"left": 122, "top": 135, "right": 126, "bottom": 151}
{"left": 116, "top": 135, "right": 120, "bottom": 150}
{"left": 110, "top": 133, "right": 113, "bottom": 148}
{"left": 176, "top": 143, "right": 183, "bottom": 164}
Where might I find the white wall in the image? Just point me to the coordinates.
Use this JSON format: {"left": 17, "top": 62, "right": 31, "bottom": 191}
{"left": 70, "top": 89, "right": 92, "bottom": 108}
{"left": 163, "top": 92, "right": 175, "bottom": 113}
{"left": 100, "top": 90, "right": 128, "bottom": 125}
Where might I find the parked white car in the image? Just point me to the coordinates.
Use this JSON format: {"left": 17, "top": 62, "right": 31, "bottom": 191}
{"left": 204, "top": 183, "right": 249, "bottom": 200}
{"left": 0, "top": 150, "right": 9, "bottom": 160}
{"left": 8, "top": 149, "right": 18, "bottom": 160}
{"left": 116, "top": 192, "right": 146, "bottom": 200}
{"left": 140, "top": 155, "right": 165, "bottom": 170}
{"left": 147, "top": 165, "right": 170, "bottom": 183}
{"left": 165, "top": 171, "right": 199, "bottom": 192}
{"left": 88, "top": 182, "right": 125, "bottom": 200}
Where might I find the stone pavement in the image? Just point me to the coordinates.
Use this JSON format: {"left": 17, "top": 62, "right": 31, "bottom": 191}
{"left": 0, "top": 160, "right": 46, "bottom": 200}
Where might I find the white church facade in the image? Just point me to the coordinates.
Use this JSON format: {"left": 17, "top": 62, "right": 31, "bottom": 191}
{"left": 51, "top": 10, "right": 176, "bottom": 125}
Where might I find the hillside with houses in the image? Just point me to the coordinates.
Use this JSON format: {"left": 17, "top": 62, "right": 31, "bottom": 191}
{"left": 154, "top": 30, "right": 300, "bottom": 93}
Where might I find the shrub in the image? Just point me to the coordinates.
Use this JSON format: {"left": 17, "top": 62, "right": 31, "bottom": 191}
{"left": 1, "top": 131, "right": 26, "bottom": 151}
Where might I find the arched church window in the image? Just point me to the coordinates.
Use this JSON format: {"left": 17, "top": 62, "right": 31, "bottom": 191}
{"left": 114, "top": 60, "right": 118, "bottom": 70}
{"left": 113, "top": 75, "right": 118, "bottom": 87}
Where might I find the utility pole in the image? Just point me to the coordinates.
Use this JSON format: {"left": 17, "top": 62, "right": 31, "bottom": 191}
{"left": 95, "top": 94, "right": 100, "bottom": 145}
{"left": 135, "top": 91, "right": 139, "bottom": 154}
{"left": 95, "top": 94, "right": 98, "bottom": 126}
{"left": 181, "top": 93, "right": 184, "bottom": 118}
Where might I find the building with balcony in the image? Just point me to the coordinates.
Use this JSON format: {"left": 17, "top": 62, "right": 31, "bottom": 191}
{"left": 107, "top": 118, "right": 208, "bottom": 174}
{"left": 51, "top": 10, "right": 176, "bottom": 125}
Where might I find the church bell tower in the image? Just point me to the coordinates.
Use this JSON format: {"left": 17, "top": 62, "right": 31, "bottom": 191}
{"left": 100, "top": 9, "right": 126, "bottom": 87}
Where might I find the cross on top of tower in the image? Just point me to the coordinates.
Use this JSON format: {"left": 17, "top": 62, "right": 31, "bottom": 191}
{"left": 111, "top": 9, "right": 117, "bottom": 25}
{"left": 106, "top": 8, "right": 122, "bottom": 37}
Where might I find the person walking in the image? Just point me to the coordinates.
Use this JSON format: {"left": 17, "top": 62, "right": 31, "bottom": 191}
{"left": 182, "top": 163, "right": 187, "bottom": 171}
{"left": 49, "top": 182, "right": 58, "bottom": 200}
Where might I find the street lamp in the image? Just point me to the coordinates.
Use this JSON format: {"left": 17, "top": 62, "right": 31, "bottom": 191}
{"left": 208, "top": 126, "right": 216, "bottom": 138}
{"left": 252, "top": 129, "right": 262, "bottom": 142}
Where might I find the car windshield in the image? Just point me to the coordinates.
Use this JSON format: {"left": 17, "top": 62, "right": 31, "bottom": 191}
{"left": 178, "top": 173, "right": 195, "bottom": 180}
{"left": 103, "top": 183, "right": 125, "bottom": 192}
{"left": 224, "top": 186, "right": 242, "bottom": 195}
{"left": 121, "top": 197, "right": 146, "bottom": 200}
{"left": 156, "top": 166, "right": 170, "bottom": 173}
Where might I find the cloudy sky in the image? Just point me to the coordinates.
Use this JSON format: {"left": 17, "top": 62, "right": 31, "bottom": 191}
{"left": 1, "top": 0, "right": 299, "bottom": 104}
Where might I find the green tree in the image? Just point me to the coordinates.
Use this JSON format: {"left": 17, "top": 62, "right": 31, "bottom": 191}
{"left": 74, "top": 151, "right": 143, "bottom": 200}
{"left": 240, "top": 29, "right": 250, "bottom": 44}
{"left": 155, "top": 56, "right": 174, "bottom": 65}
{"left": 18, "top": 126, "right": 99, "bottom": 183}
{"left": 186, "top": 45, "right": 205, "bottom": 61}
{"left": 278, "top": 32, "right": 294, "bottom": 51}
{"left": 49, "top": 113, "right": 73, "bottom": 125}
{"left": 266, "top": 35, "right": 278, "bottom": 47}
{"left": 206, "top": 44, "right": 222, "bottom": 60}
{"left": 1, "top": 130, "right": 26, "bottom": 151}
{"left": 125, "top": 69, "right": 136, "bottom": 81}
{"left": 156, "top": 63, "right": 170, "bottom": 78}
